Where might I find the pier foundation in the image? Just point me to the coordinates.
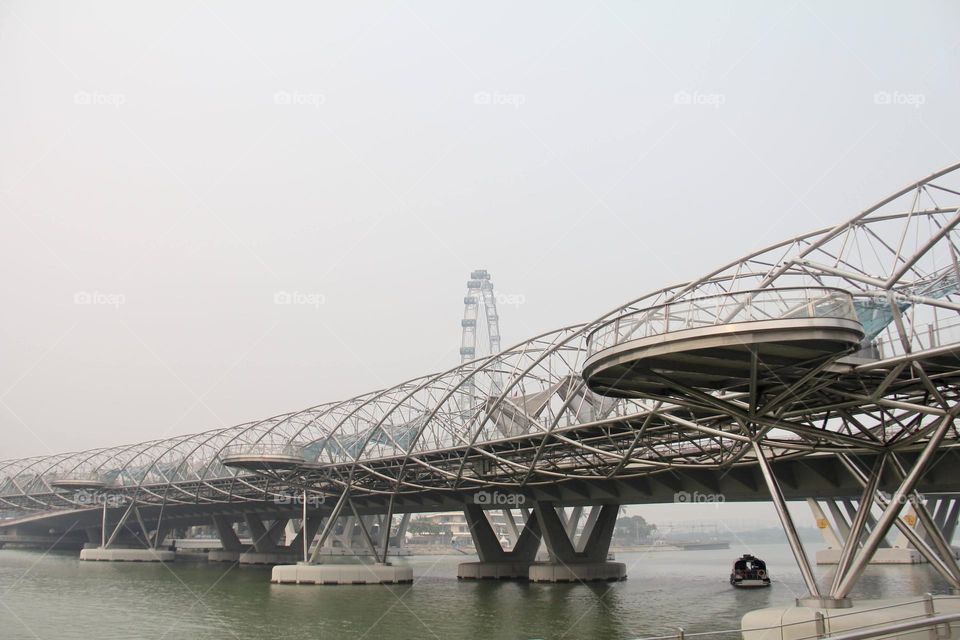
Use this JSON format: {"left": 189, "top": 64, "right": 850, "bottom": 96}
{"left": 272, "top": 562, "right": 413, "bottom": 585}
{"left": 457, "top": 503, "right": 541, "bottom": 580}
{"left": 528, "top": 561, "right": 626, "bottom": 583}
{"left": 239, "top": 550, "right": 298, "bottom": 565}
{"left": 525, "top": 502, "right": 626, "bottom": 583}
{"left": 80, "top": 547, "right": 175, "bottom": 562}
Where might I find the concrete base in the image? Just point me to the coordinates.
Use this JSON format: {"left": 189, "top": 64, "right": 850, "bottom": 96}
{"left": 80, "top": 548, "right": 175, "bottom": 562}
{"left": 239, "top": 551, "right": 299, "bottom": 565}
{"left": 172, "top": 539, "right": 224, "bottom": 552}
{"left": 816, "top": 547, "right": 925, "bottom": 565}
{"left": 271, "top": 562, "right": 414, "bottom": 585}
{"left": 207, "top": 550, "right": 241, "bottom": 563}
{"left": 742, "top": 595, "right": 960, "bottom": 640}
{"left": 528, "top": 561, "right": 627, "bottom": 583}
{"left": 457, "top": 561, "right": 531, "bottom": 580}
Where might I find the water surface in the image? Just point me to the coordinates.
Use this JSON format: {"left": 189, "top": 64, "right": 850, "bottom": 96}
{"left": 0, "top": 543, "right": 951, "bottom": 639}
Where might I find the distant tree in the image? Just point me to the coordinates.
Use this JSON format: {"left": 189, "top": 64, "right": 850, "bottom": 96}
{"left": 614, "top": 515, "right": 656, "bottom": 544}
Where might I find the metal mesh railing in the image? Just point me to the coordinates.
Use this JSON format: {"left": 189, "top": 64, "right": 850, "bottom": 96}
{"left": 586, "top": 287, "right": 859, "bottom": 359}
{"left": 219, "top": 442, "right": 307, "bottom": 461}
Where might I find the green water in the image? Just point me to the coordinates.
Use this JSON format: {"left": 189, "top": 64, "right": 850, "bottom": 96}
{"left": 0, "top": 544, "right": 952, "bottom": 639}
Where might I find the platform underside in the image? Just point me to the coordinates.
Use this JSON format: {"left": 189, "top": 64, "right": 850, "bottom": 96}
{"left": 585, "top": 318, "right": 865, "bottom": 397}
{"left": 219, "top": 454, "right": 306, "bottom": 473}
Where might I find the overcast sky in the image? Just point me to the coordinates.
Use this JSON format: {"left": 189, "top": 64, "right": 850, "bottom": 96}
{"left": 1, "top": 0, "right": 958, "bottom": 530}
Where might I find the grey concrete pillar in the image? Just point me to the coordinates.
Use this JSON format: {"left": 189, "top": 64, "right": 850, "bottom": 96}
{"left": 153, "top": 525, "right": 170, "bottom": 549}
{"left": 502, "top": 509, "right": 520, "bottom": 547}
{"left": 288, "top": 516, "right": 324, "bottom": 554}
{"left": 463, "top": 504, "right": 541, "bottom": 563}
{"left": 826, "top": 499, "right": 852, "bottom": 541}
{"left": 565, "top": 506, "right": 584, "bottom": 540}
{"left": 244, "top": 514, "right": 277, "bottom": 553}
{"left": 534, "top": 502, "right": 618, "bottom": 564}
{"left": 266, "top": 518, "right": 288, "bottom": 547}
{"left": 391, "top": 513, "right": 411, "bottom": 547}
{"left": 575, "top": 504, "right": 602, "bottom": 553}
{"left": 212, "top": 516, "right": 242, "bottom": 551}
{"left": 943, "top": 499, "right": 960, "bottom": 544}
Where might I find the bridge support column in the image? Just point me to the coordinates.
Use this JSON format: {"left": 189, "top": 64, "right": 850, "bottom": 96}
{"left": 831, "top": 452, "right": 960, "bottom": 597}
{"left": 287, "top": 517, "right": 324, "bottom": 562}
{"left": 458, "top": 504, "right": 542, "bottom": 580}
{"left": 80, "top": 501, "right": 174, "bottom": 563}
{"left": 825, "top": 412, "right": 960, "bottom": 602}
{"left": 527, "top": 502, "right": 626, "bottom": 583}
{"left": 240, "top": 516, "right": 296, "bottom": 565}
{"left": 208, "top": 516, "right": 245, "bottom": 562}
{"left": 154, "top": 522, "right": 170, "bottom": 547}
{"left": 391, "top": 513, "right": 410, "bottom": 548}
{"left": 272, "top": 492, "right": 412, "bottom": 585}
{"left": 753, "top": 441, "right": 834, "bottom": 606}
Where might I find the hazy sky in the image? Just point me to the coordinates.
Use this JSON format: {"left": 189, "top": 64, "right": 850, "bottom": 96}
{"left": 1, "top": 0, "right": 958, "bottom": 504}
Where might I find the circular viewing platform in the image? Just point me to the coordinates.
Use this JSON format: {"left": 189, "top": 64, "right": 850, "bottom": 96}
{"left": 583, "top": 287, "right": 864, "bottom": 398}
{"left": 219, "top": 443, "right": 306, "bottom": 472}
{"left": 49, "top": 478, "right": 107, "bottom": 491}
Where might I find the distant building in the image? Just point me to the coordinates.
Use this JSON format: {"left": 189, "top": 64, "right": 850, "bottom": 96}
{"left": 411, "top": 512, "right": 512, "bottom": 544}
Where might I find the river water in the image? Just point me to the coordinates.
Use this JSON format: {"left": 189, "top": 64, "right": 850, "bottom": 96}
{"left": 0, "top": 543, "right": 953, "bottom": 639}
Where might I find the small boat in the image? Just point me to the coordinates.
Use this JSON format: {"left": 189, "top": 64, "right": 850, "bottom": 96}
{"left": 729, "top": 554, "right": 771, "bottom": 588}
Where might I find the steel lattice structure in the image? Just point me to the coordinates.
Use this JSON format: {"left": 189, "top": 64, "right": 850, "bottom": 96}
{"left": 3, "top": 163, "right": 960, "bottom": 516}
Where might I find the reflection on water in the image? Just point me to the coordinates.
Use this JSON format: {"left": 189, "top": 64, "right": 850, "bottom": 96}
{"left": 0, "top": 543, "right": 953, "bottom": 639}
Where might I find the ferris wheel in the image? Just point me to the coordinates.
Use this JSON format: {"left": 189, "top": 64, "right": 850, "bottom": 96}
{"left": 459, "top": 269, "right": 504, "bottom": 399}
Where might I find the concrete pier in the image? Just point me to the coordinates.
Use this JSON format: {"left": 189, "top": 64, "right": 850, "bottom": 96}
{"left": 239, "top": 550, "right": 299, "bottom": 565}
{"left": 528, "top": 502, "right": 626, "bottom": 583}
{"left": 79, "top": 547, "right": 175, "bottom": 562}
{"left": 457, "top": 561, "right": 533, "bottom": 580}
{"left": 208, "top": 550, "right": 242, "bottom": 562}
{"left": 456, "top": 504, "right": 541, "bottom": 580}
{"left": 271, "top": 562, "right": 413, "bottom": 585}
{"left": 528, "top": 561, "right": 626, "bottom": 583}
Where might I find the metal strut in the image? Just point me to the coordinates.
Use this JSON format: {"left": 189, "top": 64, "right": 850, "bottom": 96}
{"left": 838, "top": 454, "right": 960, "bottom": 592}
{"left": 752, "top": 440, "right": 821, "bottom": 598}
{"left": 833, "top": 407, "right": 960, "bottom": 599}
